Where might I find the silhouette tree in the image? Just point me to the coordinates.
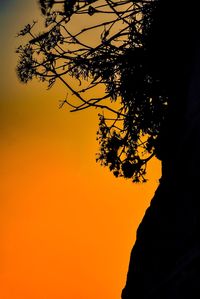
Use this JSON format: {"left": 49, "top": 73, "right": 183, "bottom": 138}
{"left": 16, "top": 0, "right": 200, "bottom": 298}
{"left": 16, "top": 0, "right": 167, "bottom": 183}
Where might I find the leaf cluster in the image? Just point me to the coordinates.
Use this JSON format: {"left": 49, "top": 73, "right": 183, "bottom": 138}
{"left": 16, "top": 0, "right": 167, "bottom": 182}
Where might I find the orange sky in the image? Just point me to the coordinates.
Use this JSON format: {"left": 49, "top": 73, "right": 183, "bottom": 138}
{"left": 0, "top": 1, "right": 161, "bottom": 298}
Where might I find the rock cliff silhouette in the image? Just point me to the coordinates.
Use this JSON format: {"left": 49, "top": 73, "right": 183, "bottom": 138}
{"left": 122, "top": 1, "right": 200, "bottom": 297}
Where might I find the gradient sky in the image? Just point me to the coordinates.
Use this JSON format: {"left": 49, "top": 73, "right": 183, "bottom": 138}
{"left": 0, "top": 1, "right": 161, "bottom": 299}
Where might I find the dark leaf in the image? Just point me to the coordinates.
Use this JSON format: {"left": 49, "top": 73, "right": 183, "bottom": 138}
{"left": 88, "top": 6, "right": 97, "bottom": 16}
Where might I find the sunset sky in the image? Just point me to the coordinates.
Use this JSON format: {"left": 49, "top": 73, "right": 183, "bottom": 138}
{"left": 0, "top": 1, "right": 161, "bottom": 298}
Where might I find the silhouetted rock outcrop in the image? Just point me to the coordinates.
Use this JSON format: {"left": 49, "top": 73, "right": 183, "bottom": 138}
{"left": 122, "top": 176, "right": 200, "bottom": 298}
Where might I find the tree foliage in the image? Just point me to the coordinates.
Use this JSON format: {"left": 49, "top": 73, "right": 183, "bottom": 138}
{"left": 16, "top": 0, "right": 168, "bottom": 182}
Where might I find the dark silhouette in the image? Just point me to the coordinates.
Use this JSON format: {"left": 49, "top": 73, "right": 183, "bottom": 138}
{"left": 122, "top": 1, "right": 200, "bottom": 298}
{"left": 16, "top": 1, "right": 200, "bottom": 297}
{"left": 16, "top": 0, "right": 166, "bottom": 183}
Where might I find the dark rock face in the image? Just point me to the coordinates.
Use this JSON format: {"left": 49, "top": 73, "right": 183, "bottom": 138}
{"left": 122, "top": 178, "right": 200, "bottom": 298}
{"left": 122, "top": 1, "right": 200, "bottom": 297}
